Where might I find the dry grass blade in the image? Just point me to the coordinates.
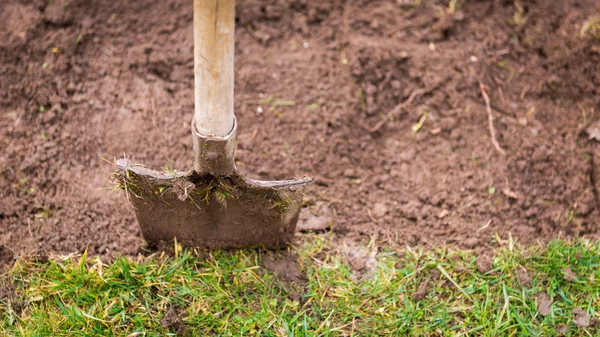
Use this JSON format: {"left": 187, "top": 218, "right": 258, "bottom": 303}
{"left": 368, "top": 88, "right": 427, "bottom": 133}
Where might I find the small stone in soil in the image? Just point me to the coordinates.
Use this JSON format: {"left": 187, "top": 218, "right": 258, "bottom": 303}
{"left": 438, "top": 209, "right": 449, "bottom": 219}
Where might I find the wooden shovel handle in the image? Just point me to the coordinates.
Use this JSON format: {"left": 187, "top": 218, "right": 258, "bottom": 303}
{"left": 193, "top": 0, "right": 235, "bottom": 137}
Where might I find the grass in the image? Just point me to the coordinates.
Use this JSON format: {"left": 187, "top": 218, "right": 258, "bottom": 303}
{"left": 581, "top": 15, "right": 600, "bottom": 40}
{"left": 1, "top": 236, "right": 599, "bottom": 336}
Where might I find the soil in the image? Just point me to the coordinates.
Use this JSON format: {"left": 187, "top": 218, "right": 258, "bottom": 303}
{"left": 0, "top": 246, "right": 15, "bottom": 267}
{"left": 261, "top": 253, "right": 303, "bottom": 283}
{"left": 573, "top": 307, "right": 591, "bottom": 328}
{"left": 1, "top": 0, "right": 600, "bottom": 257}
{"left": 537, "top": 292, "right": 552, "bottom": 316}
{"left": 412, "top": 278, "right": 429, "bottom": 300}
{"left": 517, "top": 268, "right": 532, "bottom": 286}
{"left": 475, "top": 254, "right": 493, "bottom": 274}
{"left": 161, "top": 306, "right": 187, "bottom": 336}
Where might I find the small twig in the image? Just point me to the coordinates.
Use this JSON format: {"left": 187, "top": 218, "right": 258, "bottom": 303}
{"left": 367, "top": 209, "right": 378, "bottom": 224}
{"left": 93, "top": 42, "right": 114, "bottom": 56}
{"left": 150, "top": 97, "right": 157, "bottom": 127}
{"left": 479, "top": 82, "right": 506, "bottom": 156}
{"left": 478, "top": 219, "right": 492, "bottom": 232}
{"left": 27, "top": 218, "right": 33, "bottom": 238}
{"left": 497, "top": 87, "right": 506, "bottom": 108}
{"left": 520, "top": 84, "right": 530, "bottom": 100}
{"left": 249, "top": 127, "right": 259, "bottom": 141}
{"left": 368, "top": 88, "right": 426, "bottom": 133}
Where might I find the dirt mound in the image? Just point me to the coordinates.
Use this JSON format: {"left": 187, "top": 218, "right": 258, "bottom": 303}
{"left": 0, "top": 246, "right": 15, "bottom": 267}
{"left": 1, "top": 0, "right": 600, "bottom": 256}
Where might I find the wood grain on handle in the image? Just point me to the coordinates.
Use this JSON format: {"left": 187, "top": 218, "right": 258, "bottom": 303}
{"left": 193, "top": 0, "right": 235, "bottom": 137}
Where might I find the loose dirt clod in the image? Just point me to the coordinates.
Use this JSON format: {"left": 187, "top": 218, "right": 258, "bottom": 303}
{"left": 0, "top": 245, "right": 15, "bottom": 267}
{"left": 518, "top": 268, "right": 532, "bottom": 287}
{"left": 412, "top": 279, "right": 429, "bottom": 300}
{"left": 564, "top": 266, "right": 579, "bottom": 282}
{"left": 161, "top": 307, "right": 186, "bottom": 336}
{"left": 537, "top": 292, "right": 552, "bottom": 316}
{"left": 573, "top": 307, "right": 590, "bottom": 328}
{"left": 476, "top": 255, "right": 493, "bottom": 274}
{"left": 556, "top": 324, "right": 569, "bottom": 335}
{"left": 262, "top": 253, "right": 303, "bottom": 283}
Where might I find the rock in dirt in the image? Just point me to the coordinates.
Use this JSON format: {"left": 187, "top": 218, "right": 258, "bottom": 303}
{"left": 537, "top": 292, "right": 552, "bottom": 316}
{"left": 262, "top": 254, "right": 303, "bottom": 283}
{"left": 573, "top": 307, "right": 590, "bottom": 328}
{"left": 475, "top": 255, "right": 493, "bottom": 274}
{"left": 437, "top": 209, "right": 449, "bottom": 219}
{"left": 297, "top": 211, "right": 331, "bottom": 233}
{"left": 161, "top": 307, "right": 186, "bottom": 336}
{"left": 563, "top": 266, "right": 579, "bottom": 282}
{"left": 518, "top": 268, "right": 532, "bottom": 287}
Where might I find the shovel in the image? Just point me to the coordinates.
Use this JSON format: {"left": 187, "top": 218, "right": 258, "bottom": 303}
{"left": 114, "top": 0, "right": 311, "bottom": 248}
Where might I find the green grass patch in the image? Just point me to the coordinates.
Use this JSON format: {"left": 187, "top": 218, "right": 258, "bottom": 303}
{"left": 1, "top": 237, "right": 599, "bottom": 336}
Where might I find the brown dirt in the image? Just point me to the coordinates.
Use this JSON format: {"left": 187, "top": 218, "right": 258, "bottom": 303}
{"left": 0, "top": 246, "right": 15, "bottom": 267}
{"left": 161, "top": 306, "right": 187, "bottom": 336}
{"left": 261, "top": 253, "right": 303, "bottom": 283}
{"left": 517, "top": 268, "right": 531, "bottom": 286}
{"left": 412, "top": 278, "right": 429, "bottom": 300}
{"left": 475, "top": 254, "right": 493, "bottom": 274}
{"left": 537, "top": 292, "right": 552, "bottom": 317}
{"left": 573, "top": 307, "right": 591, "bottom": 328}
{"left": 1, "top": 0, "right": 600, "bottom": 256}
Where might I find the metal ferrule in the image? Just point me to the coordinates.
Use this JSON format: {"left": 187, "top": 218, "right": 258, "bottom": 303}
{"left": 192, "top": 117, "right": 237, "bottom": 176}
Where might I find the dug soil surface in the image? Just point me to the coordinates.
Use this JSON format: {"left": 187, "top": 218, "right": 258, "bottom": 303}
{"left": 2, "top": 0, "right": 600, "bottom": 256}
